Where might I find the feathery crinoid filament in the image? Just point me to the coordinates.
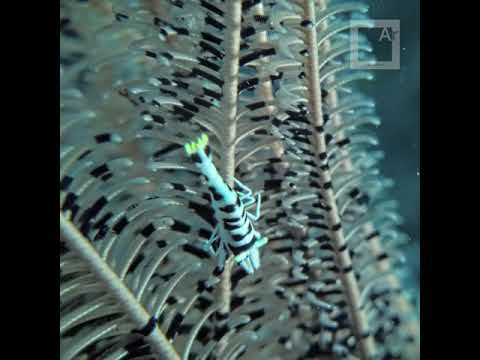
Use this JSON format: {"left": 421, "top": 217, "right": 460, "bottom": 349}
{"left": 60, "top": 0, "right": 419, "bottom": 359}
{"left": 241, "top": 0, "right": 419, "bottom": 358}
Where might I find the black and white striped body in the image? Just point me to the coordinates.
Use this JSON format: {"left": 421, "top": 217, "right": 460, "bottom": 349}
{"left": 188, "top": 142, "right": 263, "bottom": 274}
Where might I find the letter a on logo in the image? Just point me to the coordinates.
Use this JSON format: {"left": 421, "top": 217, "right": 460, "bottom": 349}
{"left": 379, "top": 27, "right": 393, "bottom": 42}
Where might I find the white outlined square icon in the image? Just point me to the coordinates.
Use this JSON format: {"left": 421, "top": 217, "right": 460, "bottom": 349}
{"left": 350, "top": 20, "right": 400, "bottom": 70}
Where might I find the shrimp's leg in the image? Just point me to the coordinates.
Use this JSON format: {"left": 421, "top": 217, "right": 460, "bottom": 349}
{"left": 246, "top": 193, "right": 262, "bottom": 221}
{"left": 201, "top": 225, "right": 219, "bottom": 255}
{"left": 234, "top": 178, "right": 252, "bottom": 196}
{"left": 234, "top": 178, "right": 256, "bottom": 207}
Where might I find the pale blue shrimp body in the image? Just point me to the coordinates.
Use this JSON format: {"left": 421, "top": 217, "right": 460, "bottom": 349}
{"left": 185, "top": 134, "right": 267, "bottom": 274}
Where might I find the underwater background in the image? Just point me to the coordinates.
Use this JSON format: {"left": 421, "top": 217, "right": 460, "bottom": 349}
{"left": 358, "top": 0, "right": 420, "bottom": 301}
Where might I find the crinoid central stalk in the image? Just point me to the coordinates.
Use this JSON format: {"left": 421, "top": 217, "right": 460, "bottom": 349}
{"left": 302, "top": 0, "right": 375, "bottom": 358}
{"left": 218, "top": 0, "right": 243, "bottom": 317}
{"left": 60, "top": 213, "right": 181, "bottom": 360}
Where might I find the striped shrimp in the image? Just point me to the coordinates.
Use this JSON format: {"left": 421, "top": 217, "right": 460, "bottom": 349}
{"left": 184, "top": 134, "right": 268, "bottom": 274}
